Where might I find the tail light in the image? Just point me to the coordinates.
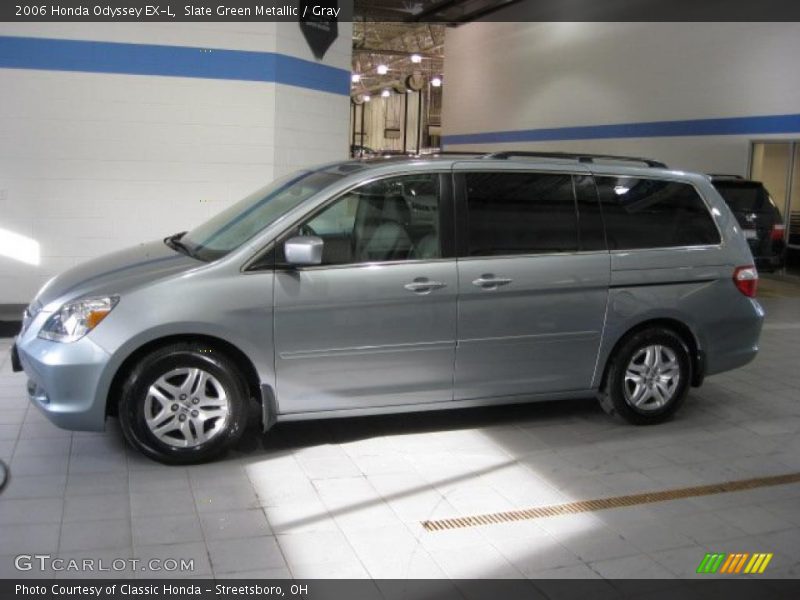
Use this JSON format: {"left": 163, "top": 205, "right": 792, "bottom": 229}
{"left": 770, "top": 223, "right": 786, "bottom": 241}
{"left": 733, "top": 265, "right": 758, "bottom": 298}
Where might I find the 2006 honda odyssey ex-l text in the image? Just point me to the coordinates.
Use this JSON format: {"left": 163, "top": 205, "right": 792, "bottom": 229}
{"left": 11, "top": 151, "right": 765, "bottom": 463}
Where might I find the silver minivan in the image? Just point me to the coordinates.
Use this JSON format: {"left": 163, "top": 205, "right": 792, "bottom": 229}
{"left": 11, "top": 152, "right": 765, "bottom": 463}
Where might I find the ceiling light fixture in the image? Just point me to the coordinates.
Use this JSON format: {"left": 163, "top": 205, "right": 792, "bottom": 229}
{"left": 381, "top": 89, "right": 391, "bottom": 98}
{"left": 410, "top": 54, "right": 422, "bottom": 63}
{"left": 351, "top": 73, "right": 361, "bottom": 83}
{"left": 363, "top": 94, "right": 371, "bottom": 102}
{"left": 431, "top": 77, "right": 442, "bottom": 87}
{"left": 377, "top": 64, "right": 388, "bottom": 75}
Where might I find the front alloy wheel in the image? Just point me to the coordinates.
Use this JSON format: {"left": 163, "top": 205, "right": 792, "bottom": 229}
{"left": 144, "top": 367, "right": 231, "bottom": 448}
{"left": 119, "top": 343, "right": 249, "bottom": 464}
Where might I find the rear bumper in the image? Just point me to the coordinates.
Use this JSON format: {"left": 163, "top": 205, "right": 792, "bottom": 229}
{"left": 16, "top": 334, "right": 111, "bottom": 432}
{"left": 705, "top": 298, "right": 765, "bottom": 376}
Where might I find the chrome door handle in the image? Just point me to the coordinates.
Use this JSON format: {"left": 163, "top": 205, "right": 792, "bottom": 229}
{"left": 472, "top": 275, "right": 513, "bottom": 289}
{"left": 404, "top": 280, "right": 447, "bottom": 294}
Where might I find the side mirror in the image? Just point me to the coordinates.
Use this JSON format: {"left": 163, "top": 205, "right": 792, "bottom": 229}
{"left": 284, "top": 235, "right": 323, "bottom": 266}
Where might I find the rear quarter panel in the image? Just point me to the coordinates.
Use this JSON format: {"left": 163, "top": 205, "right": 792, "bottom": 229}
{"left": 591, "top": 172, "right": 763, "bottom": 386}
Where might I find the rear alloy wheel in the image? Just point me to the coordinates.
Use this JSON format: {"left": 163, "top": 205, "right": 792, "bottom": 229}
{"left": 119, "top": 343, "right": 249, "bottom": 464}
{"left": 623, "top": 344, "right": 681, "bottom": 412}
{"left": 599, "top": 328, "right": 691, "bottom": 425}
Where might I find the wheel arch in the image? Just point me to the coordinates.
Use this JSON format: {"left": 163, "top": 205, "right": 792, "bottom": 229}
{"left": 106, "top": 334, "right": 263, "bottom": 419}
{"left": 599, "top": 317, "right": 705, "bottom": 391}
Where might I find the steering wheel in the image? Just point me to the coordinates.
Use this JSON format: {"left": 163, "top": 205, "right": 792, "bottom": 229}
{"left": 299, "top": 223, "right": 317, "bottom": 237}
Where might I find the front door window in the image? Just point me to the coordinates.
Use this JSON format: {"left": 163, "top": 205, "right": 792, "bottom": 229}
{"left": 298, "top": 173, "right": 442, "bottom": 264}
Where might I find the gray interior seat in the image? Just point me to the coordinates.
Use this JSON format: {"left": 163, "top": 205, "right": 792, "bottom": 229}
{"left": 411, "top": 233, "right": 439, "bottom": 259}
{"left": 355, "top": 195, "right": 413, "bottom": 261}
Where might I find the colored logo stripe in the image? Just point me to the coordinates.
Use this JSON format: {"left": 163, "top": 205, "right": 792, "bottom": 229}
{"left": 744, "top": 553, "right": 773, "bottom": 574}
{"left": 719, "top": 553, "right": 748, "bottom": 573}
{"left": 697, "top": 552, "right": 773, "bottom": 574}
{"left": 697, "top": 553, "right": 726, "bottom": 573}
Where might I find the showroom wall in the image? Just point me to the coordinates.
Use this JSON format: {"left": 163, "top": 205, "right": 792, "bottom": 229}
{"left": 442, "top": 22, "right": 800, "bottom": 173}
{"left": 0, "top": 22, "right": 351, "bottom": 304}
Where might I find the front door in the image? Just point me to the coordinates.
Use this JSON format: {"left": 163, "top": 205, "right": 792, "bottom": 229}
{"left": 274, "top": 172, "right": 457, "bottom": 414}
{"left": 453, "top": 167, "right": 610, "bottom": 401}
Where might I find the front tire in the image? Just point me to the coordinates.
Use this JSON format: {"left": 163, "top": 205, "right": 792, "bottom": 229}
{"left": 119, "top": 343, "right": 249, "bottom": 464}
{"left": 599, "top": 328, "right": 691, "bottom": 425}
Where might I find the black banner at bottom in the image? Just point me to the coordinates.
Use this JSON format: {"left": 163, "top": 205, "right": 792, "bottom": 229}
{"left": 3, "top": 579, "right": 800, "bottom": 600}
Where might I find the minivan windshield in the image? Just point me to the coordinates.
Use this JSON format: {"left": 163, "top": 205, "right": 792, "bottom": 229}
{"left": 179, "top": 169, "right": 342, "bottom": 261}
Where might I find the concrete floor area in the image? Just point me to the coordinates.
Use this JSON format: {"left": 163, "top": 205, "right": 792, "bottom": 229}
{"left": 1, "top": 278, "right": 799, "bottom": 581}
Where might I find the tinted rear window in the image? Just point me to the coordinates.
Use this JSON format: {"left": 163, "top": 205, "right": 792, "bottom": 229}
{"left": 595, "top": 177, "right": 721, "bottom": 249}
{"left": 464, "top": 172, "right": 578, "bottom": 256}
{"left": 713, "top": 181, "right": 778, "bottom": 213}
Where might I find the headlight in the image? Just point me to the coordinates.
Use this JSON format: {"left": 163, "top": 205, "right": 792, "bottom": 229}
{"left": 38, "top": 296, "right": 119, "bottom": 343}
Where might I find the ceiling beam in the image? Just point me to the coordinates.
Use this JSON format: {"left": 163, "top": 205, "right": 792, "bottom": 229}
{"left": 408, "top": 0, "right": 467, "bottom": 21}
{"left": 452, "top": 0, "right": 524, "bottom": 23}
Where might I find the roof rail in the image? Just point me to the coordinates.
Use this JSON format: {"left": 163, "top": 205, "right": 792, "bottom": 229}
{"left": 481, "top": 151, "right": 668, "bottom": 169}
{"left": 424, "top": 151, "right": 488, "bottom": 156}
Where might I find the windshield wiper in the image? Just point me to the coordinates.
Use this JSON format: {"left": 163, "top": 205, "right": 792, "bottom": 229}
{"left": 164, "top": 232, "right": 195, "bottom": 258}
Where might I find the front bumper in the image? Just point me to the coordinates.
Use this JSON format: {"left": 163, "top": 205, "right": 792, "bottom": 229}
{"left": 10, "top": 343, "right": 22, "bottom": 372}
{"left": 15, "top": 333, "right": 112, "bottom": 432}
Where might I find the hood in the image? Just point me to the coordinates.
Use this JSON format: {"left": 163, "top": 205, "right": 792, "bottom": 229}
{"left": 35, "top": 239, "right": 202, "bottom": 308}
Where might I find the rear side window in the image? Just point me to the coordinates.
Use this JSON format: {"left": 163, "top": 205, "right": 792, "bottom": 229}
{"left": 464, "top": 172, "right": 578, "bottom": 256}
{"left": 595, "top": 177, "right": 720, "bottom": 249}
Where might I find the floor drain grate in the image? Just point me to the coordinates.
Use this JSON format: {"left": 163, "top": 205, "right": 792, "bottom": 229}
{"left": 421, "top": 471, "right": 800, "bottom": 531}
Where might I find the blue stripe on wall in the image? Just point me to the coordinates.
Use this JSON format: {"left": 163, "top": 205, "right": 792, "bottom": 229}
{"left": 443, "top": 113, "right": 800, "bottom": 145}
{"left": 0, "top": 35, "right": 350, "bottom": 95}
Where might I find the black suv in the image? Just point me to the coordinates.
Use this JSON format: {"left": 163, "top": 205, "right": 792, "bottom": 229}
{"left": 710, "top": 175, "right": 786, "bottom": 271}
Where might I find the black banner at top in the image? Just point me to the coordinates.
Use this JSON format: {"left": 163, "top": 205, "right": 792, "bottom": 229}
{"left": 2, "top": 0, "right": 800, "bottom": 22}
{"left": 3, "top": 0, "right": 353, "bottom": 22}
{"left": 366, "top": 0, "right": 800, "bottom": 21}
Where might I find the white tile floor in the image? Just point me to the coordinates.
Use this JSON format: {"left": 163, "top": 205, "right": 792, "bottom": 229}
{"left": 0, "top": 277, "right": 799, "bottom": 580}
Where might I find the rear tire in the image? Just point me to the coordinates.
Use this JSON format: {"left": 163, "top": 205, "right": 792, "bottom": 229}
{"left": 119, "top": 343, "right": 249, "bottom": 464}
{"left": 599, "top": 328, "right": 691, "bottom": 425}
